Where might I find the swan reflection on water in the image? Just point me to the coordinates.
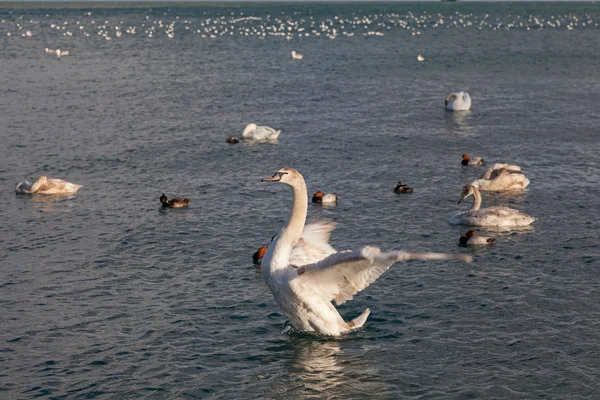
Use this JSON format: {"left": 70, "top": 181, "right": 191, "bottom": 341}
{"left": 266, "top": 338, "right": 387, "bottom": 399}
{"left": 24, "top": 193, "right": 79, "bottom": 213}
{"left": 444, "top": 110, "right": 476, "bottom": 136}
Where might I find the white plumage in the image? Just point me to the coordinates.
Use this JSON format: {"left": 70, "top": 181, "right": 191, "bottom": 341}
{"left": 445, "top": 91, "right": 471, "bottom": 111}
{"left": 242, "top": 123, "right": 281, "bottom": 140}
{"left": 16, "top": 176, "right": 82, "bottom": 194}
{"left": 472, "top": 163, "right": 530, "bottom": 191}
{"left": 261, "top": 168, "right": 472, "bottom": 336}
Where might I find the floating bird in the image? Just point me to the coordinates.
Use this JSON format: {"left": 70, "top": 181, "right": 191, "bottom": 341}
{"left": 417, "top": 54, "right": 425, "bottom": 62}
{"left": 160, "top": 193, "right": 190, "bottom": 208}
{"left": 449, "top": 184, "right": 535, "bottom": 227}
{"left": 242, "top": 123, "right": 281, "bottom": 140}
{"left": 393, "top": 182, "right": 413, "bottom": 194}
{"left": 291, "top": 50, "right": 304, "bottom": 60}
{"left": 16, "top": 176, "right": 82, "bottom": 194}
{"left": 312, "top": 191, "right": 338, "bottom": 205}
{"left": 445, "top": 91, "right": 471, "bottom": 111}
{"left": 226, "top": 136, "right": 239, "bottom": 144}
{"left": 462, "top": 154, "right": 485, "bottom": 166}
{"left": 472, "top": 164, "right": 529, "bottom": 191}
{"left": 253, "top": 246, "right": 268, "bottom": 265}
{"left": 260, "top": 168, "right": 472, "bottom": 336}
{"left": 459, "top": 230, "right": 496, "bottom": 246}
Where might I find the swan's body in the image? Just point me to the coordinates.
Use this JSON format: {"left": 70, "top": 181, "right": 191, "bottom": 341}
{"left": 291, "top": 50, "right": 304, "bottom": 60}
{"left": 242, "top": 123, "right": 281, "bottom": 140}
{"left": 261, "top": 168, "right": 472, "bottom": 336}
{"left": 462, "top": 154, "right": 484, "bottom": 166}
{"left": 394, "top": 182, "right": 413, "bottom": 194}
{"left": 449, "top": 184, "right": 535, "bottom": 227}
{"left": 312, "top": 191, "right": 338, "bottom": 205}
{"left": 160, "top": 193, "right": 190, "bottom": 208}
{"left": 445, "top": 91, "right": 471, "bottom": 111}
{"left": 472, "top": 164, "right": 529, "bottom": 191}
{"left": 459, "top": 230, "right": 495, "bottom": 246}
{"left": 15, "top": 176, "right": 82, "bottom": 194}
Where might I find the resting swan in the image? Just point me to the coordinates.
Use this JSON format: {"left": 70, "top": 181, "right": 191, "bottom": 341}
{"left": 445, "top": 91, "right": 471, "bottom": 111}
{"left": 242, "top": 123, "right": 281, "bottom": 140}
{"left": 261, "top": 168, "right": 472, "bottom": 336}
{"left": 449, "top": 184, "right": 535, "bottom": 227}
{"left": 472, "top": 163, "right": 530, "bottom": 191}
{"left": 15, "top": 176, "right": 82, "bottom": 194}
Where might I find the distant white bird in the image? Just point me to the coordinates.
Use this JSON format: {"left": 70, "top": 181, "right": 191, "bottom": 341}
{"left": 291, "top": 50, "right": 304, "bottom": 60}
{"left": 417, "top": 54, "right": 425, "bottom": 62}
{"left": 45, "top": 47, "right": 56, "bottom": 54}
{"left": 55, "top": 49, "right": 69, "bottom": 58}
{"left": 16, "top": 176, "right": 82, "bottom": 194}
{"left": 449, "top": 184, "right": 535, "bottom": 227}
{"left": 445, "top": 91, "right": 472, "bottom": 111}
{"left": 260, "top": 168, "right": 472, "bottom": 336}
{"left": 242, "top": 123, "right": 280, "bottom": 140}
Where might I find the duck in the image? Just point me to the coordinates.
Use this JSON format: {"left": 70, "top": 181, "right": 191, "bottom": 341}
{"left": 15, "top": 176, "right": 82, "bottom": 194}
{"left": 393, "top": 182, "right": 413, "bottom": 194}
{"left": 160, "top": 193, "right": 190, "bottom": 208}
{"left": 312, "top": 191, "right": 338, "bottom": 205}
{"left": 291, "top": 50, "right": 304, "bottom": 60}
{"left": 472, "top": 164, "right": 530, "bottom": 191}
{"left": 253, "top": 246, "right": 268, "bottom": 265}
{"left": 445, "top": 91, "right": 471, "bottom": 111}
{"left": 260, "top": 168, "right": 472, "bottom": 336}
{"left": 449, "top": 184, "right": 535, "bottom": 227}
{"left": 226, "top": 136, "right": 239, "bottom": 144}
{"left": 462, "top": 154, "right": 484, "bottom": 166}
{"left": 242, "top": 123, "right": 281, "bottom": 141}
{"left": 459, "top": 230, "right": 496, "bottom": 246}
{"left": 417, "top": 54, "right": 425, "bottom": 62}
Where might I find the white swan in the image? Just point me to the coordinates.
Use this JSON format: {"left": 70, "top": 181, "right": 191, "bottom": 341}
{"left": 261, "top": 168, "right": 472, "bottom": 336}
{"left": 449, "top": 184, "right": 535, "bottom": 227}
{"left": 16, "top": 176, "right": 82, "bottom": 194}
{"left": 472, "top": 163, "right": 530, "bottom": 191}
{"left": 445, "top": 91, "right": 471, "bottom": 111}
{"left": 242, "top": 123, "right": 281, "bottom": 140}
{"left": 291, "top": 50, "right": 304, "bottom": 60}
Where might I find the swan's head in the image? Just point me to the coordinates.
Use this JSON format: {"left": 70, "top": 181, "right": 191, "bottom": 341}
{"left": 262, "top": 168, "right": 302, "bottom": 185}
{"left": 445, "top": 93, "right": 457, "bottom": 106}
{"left": 242, "top": 123, "right": 257, "bottom": 138}
{"left": 458, "top": 184, "right": 477, "bottom": 204}
{"left": 253, "top": 245, "right": 268, "bottom": 265}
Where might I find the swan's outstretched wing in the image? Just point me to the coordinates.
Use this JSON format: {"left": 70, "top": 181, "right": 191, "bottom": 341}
{"left": 479, "top": 164, "right": 521, "bottom": 180}
{"left": 289, "top": 220, "right": 337, "bottom": 267}
{"left": 295, "top": 246, "right": 472, "bottom": 305}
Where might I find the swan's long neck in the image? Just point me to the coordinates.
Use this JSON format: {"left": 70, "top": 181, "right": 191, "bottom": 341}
{"left": 470, "top": 188, "right": 482, "bottom": 212}
{"left": 271, "top": 177, "right": 308, "bottom": 272}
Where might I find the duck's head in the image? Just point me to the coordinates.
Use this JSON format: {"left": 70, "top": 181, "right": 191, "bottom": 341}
{"left": 465, "top": 230, "right": 476, "bottom": 238}
{"left": 458, "top": 184, "right": 477, "bottom": 204}
{"left": 462, "top": 154, "right": 470, "bottom": 161}
{"left": 226, "top": 136, "right": 239, "bottom": 144}
{"left": 313, "top": 191, "right": 324, "bottom": 198}
{"left": 160, "top": 193, "right": 167, "bottom": 204}
{"left": 242, "top": 123, "right": 257, "bottom": 138}
{"left": 262, "top": 168, "right": 302, "bottom": 186}
{"left": 253, "top": 245, "right": 268, "bottom": 265}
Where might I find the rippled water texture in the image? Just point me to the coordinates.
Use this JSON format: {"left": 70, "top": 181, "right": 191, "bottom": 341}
{"left": 1, "top": 2, "right": 599, "bottom": 399}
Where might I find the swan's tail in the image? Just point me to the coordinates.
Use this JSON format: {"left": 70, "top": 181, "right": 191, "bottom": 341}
{"left": 269, "top": 130, "right": 281, "bottom": 140}
{"left": 348, "top": 308, "right": 370, "bottom": 330}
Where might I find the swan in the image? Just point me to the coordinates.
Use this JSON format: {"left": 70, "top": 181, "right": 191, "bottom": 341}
{"left": 291, "top": 50, "right": 304, "bottom": 60}
{"left": 445, "top": 91, "right": 471, "bottom": 111}
{"left": 261, "top": 168, "right": 472, "bottom": 336}
{"left": 472, "top": 164, "right": 530, "bottom": 191}
{"left": 312, "top": 191, "right": 338, "bottom": 205}
{"left": 242, "top": 123, "right": 281, "bottom": 141}
{"left": 253, "top": 246, "right": 268, "bottom": 265}
{"left": 449, "top": 184, "right": 535, "bottom": 227}
{"left": 160, "top": 193, "right": 190, "bottom": 208}
{"left": 459, "top": 230, "right": 495, "bottom": 246}
{"left": 462, "top": 154, "right": 484, "bottom": 166}
{"left": 393, "top": 182, "right": 413, "bottom": 194}
{"left": 15, "top": 176, "right": 82, "bottom": 194}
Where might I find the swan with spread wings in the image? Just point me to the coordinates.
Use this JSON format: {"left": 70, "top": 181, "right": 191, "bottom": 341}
{"left": 260, "top": 168, "right": 471, "bottom": 336}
